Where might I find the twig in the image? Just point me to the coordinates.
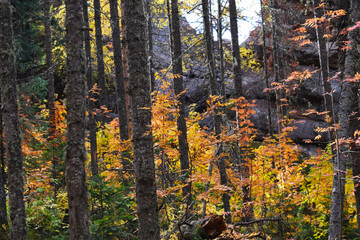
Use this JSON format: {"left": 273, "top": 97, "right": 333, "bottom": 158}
{"left": 164, "top": 201, "right": 195, "bottom": 240}
{"left": 233, "top": 218, "right": 282, "bottom": 227}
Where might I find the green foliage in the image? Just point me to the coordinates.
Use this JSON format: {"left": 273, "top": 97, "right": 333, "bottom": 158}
{"left": 89, "top": 177, "right": 137, "bottom": 239}
{"left": 27, "top": 189, "right": 69, "bottom": 239}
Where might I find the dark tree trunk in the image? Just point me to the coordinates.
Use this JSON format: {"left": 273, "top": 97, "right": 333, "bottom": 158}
{"left": 270, "top": 0, "right": 284, "bottom": 132}
{"left": 313, "top": 0, "right": 341, "bottom": 238}
{"left": 202, "top": 0, "right": 231, "bottom": 222}
{"left": 260, "top": 0, "right": 273, "bottom": 136}
{"left": 217, "top": 0, "right": 225, "bottom": 98}
{"left": 94, "top": 0, "right": 107, "bottom": 105}
{"left": 228, "top": 0, "right": 242, "bottom": 98}
{"left": 65, "top": 0, "right": 91, "bottom": 238}
{"left": 145, "top": 0, "right": 155, "bottom": 92}
{"left": 109, "top": 0, "right": 131, "bottom": 169}
{"left": 43, "top": 0, "right": 59, "bottom": 197}
{"left": 170, "top": 0, "right": 191, "bottom": 200}
{"left": 338, "top": 0, "right": 360, "bottom": 235}
{"left": 120, "top": 0, "right": 131, "bottom": 137}
{"left": 0, "top": 96, "right": 6, "bottom": 231}
{"left": 123, "top": 0, "right": 160, "bottom": 239}
{"left": 83, "top": 0, "right": 98, "bottom": 177}
{"left": 0, "top": 1, "right": 27, "bottom": 239}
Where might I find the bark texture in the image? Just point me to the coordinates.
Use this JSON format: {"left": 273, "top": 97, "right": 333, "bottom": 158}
{"left": 123, "top": 0, "right": 160, "bottom": 238}
{"left": 170, "top": 0, "right": 191, "bottom": 199}
{"left": 0, "top": 101, "right": 6, "bottom": 231}
{"left": 338, "top": 0, "right": 360, "bottom": 236}
{"left": 0, "top": 1, "right": 27, "bottom": 239}
{"left": 319, "top": 0, "right": 342, "bottom": 238}
{"left": 228, "top": 0, "right": 243, "bottom": 97}
{"left": 109, "top": 0, "right": 131, "bottom": 169}
{"left": 65, "top": 0, "right": 91, "bottom": 238}
{"left": 94, "top": 0, "right": 107, "bottom": 105}
{"left": 83, "top": 0, "right": 98, "bottom": 177}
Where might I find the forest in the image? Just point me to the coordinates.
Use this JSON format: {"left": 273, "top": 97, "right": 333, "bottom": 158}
{"left": 0, "top": 0, "right": 359, "bottom": 239}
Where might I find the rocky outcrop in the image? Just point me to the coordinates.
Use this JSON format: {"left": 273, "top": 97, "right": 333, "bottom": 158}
{"left": 150, "top": 2, "right": 348, "bottom": 150}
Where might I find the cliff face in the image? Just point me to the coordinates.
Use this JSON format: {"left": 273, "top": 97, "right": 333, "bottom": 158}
{"left": 150, "top": 1, "right": 349, "bottom": 152}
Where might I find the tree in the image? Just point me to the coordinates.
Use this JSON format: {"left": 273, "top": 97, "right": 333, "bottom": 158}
{"left": 260, "top": 0, "right": 273, "bottom": 136}
{"left": 228, "top": 0, "right": 243, "bottom": 98}
{"left": 64, "top": 0, "right": 91, "bottom": 238}
{"left": 94, "top": 0, "right": 107, "bottom": 105}
{"left": 43, "top": 0, "right": 59, "bottom": 197}
{"left": 0, "top": 1, "right": 27, "bottom": 239}
{"left": 0, "top": 95, "right": 6, "bottom": 236}
{"left": 170, "top": 0, "right": 191, "bottom": 200}
{"left": 123, "top": 0, "right": 160, "bottom": 238}
{"left": 201, "top": 0, "right": 231, "bottom": 222}
{"left": 109, "top": 0, "right": 131, "bottom": 169}
{"left": 337, "top": 0, "right": 360, "bottom": 236}
{"left": 83, "top": 0, "right": 98, "bottom": 177}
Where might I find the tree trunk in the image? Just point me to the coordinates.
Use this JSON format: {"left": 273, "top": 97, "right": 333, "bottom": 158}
{"left": 0, "top": 1, "right": 27, "bottom": 239}
{"left": 228, "top": 0, "right": 242, "bottom": 98}
{"left": 170, "top": 0, "right": 191, "bottom": 200}
{"left": 94, "top": 0, "right": 107, "bottom": 105}
{"left": 201, "top": 0, "right": 231, "bottom": 222}
{"left": 312, "top": 0, "right": 340, "bottom": 238}
{"left": 312, "top": 0, "right": 333, "bottom": 121}
{"left": 0, "top": 96, "right": 6, "bottom": 231}
{"left": 338, "top": 0, "right": 360, "bottom": 235}
{"left": 260, "top": 0, "right": 273, "bottom": 136}
{"left": 145, "top": 0, "right": 155, "bottom": 92}
{"left": 82, "top": 0, "right": 98, "bottom": 177}
{"left": 217, "top": 0, "right": 226, "bottom": 99}
{"left": 123, "top": 0, "right": 160, "bottom": 239}
{"left": 270, "top": 0, "right": 284, "bottom": 132}
{"left": 43, "top": 0, "right": 59, "bottom": 198}
{"left": 109, "top": 0, "right": 131, "bottom": 169}
{"left": 65, "top": 0, "right": 91, "bottom": 238}
{"left": 120, "top": 0, "right": 131, "bottom": 137}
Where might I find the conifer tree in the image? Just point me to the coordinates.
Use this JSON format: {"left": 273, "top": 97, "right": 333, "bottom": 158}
{"left": 109, "top": 0, "right": 131, "bottom": 169}
{"left": 94, "top": 0, "right": 107, "bottom": 105}
{"left": 64, "top": 0, "right": 91, "bottom": 238}
{"left": 170, "top": 0, "right": 191, "bottom": 200}
{"left": 83, "top": 0, "right": 98, "bottom": 177}
{"left": 0, "top": 1, "right": 27, "bottom": 239}
{"left": 123, "top": 0, "right": 160, "bottom": 238}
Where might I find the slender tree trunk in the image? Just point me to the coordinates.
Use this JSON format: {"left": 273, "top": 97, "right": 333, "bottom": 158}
{"left": 94, "top": 0, "right": 107, "bottom": 106}
{"left": 170, "top": 0, "right": 191, "bottom": 200}
{"left": 123, "top": 0, "right": 160, "bottom": 238}
{"left": 65, "top": 0, "right": 91, "bottom": 238}
{"left": 270, "top": 0, "right": 284, "bottom": 132}
{"left": 202, "top": 0, "right": 231, "bottom": 222}
{"left": 228, "top": 0, "right": 242, "bottom": 98}
{"left": 0, "top": 1, "right": 27, "bottom": 239}
{"left": 312, "top": 0, "right": 333, "bottom": 121}
{"left": 145, "top": 0, "right": 155, "bottom": 92}
{"left": 260, "top": 0, "right": 273, "bottom": 136}
{"left": 43, "top": 0, "right": 59, "bottom": 197}
{"left": 338, "top": 0, "right": 360, "bottom": 235}
{"left": 120, "top": 0, "right": 131, "bottom": 137}
{"left": 83, "top": 0, "right": 98, "bottom": 177}
{"left": 109, "top": 0, "right": 131, "bottom": 169}
{"left": 228, "top": 0, "right": 253, "bottom": 221}
{"left": 0, "top": 96, "right": 6, "bottom": 231}
{"left": 217, "top": 0, "right": 225, "bottom": 98}
{"left": 311, "top": 0, "right": 340, "bottom": 238}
